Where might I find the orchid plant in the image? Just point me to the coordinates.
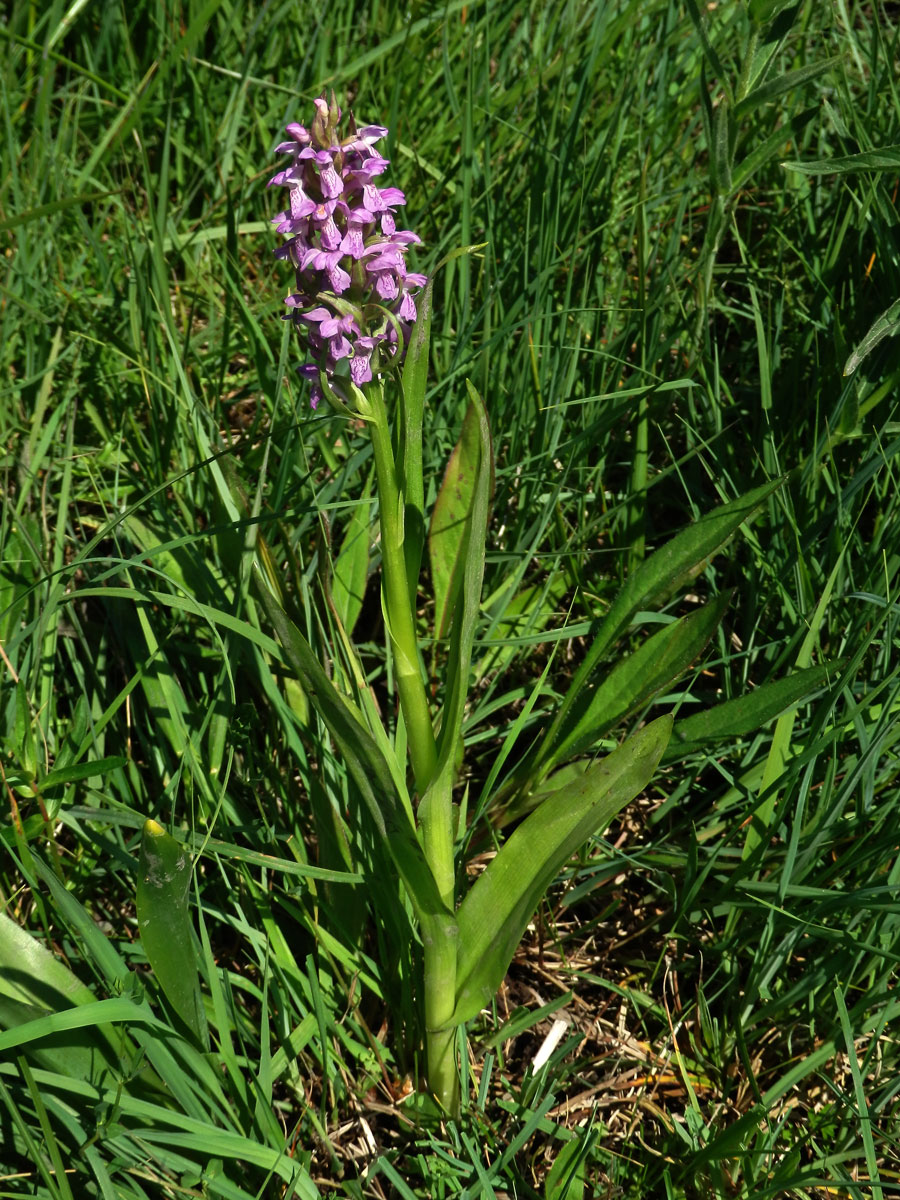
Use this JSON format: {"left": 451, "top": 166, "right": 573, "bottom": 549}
{"left": 184, "top": 93, "right": 797, "bottom": 1118}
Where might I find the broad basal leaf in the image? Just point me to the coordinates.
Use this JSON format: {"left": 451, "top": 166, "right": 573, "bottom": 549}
{"left": 450, "top": 715, "right": 672, "bottom": 1027}
{"left": 535, "top": 480, "right": 781, "bottom": 774}
{"left": 546, "top": 591, "right": 731, "bottom": 772}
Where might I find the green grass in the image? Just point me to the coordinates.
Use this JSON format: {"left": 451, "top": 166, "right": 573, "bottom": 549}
{"left": 2, "top": 0, "right": 900, "bottom": 1195}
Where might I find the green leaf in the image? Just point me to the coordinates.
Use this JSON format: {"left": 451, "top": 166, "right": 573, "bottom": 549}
{"left": 22, "top": 859, "right": 213, "bottom": 1118}
{"left": 15, "top": 681, "right": 36, "bottom": 781}
{"left": 41, "top": 756, "right": 127, "bottom": 790}
{"left": 400, "top": 246, "right": 484, "bottom": 606}
{"left": 331, "top": 497, "right": 371, "bottom": 636}
{"left": 712, "top": 98, "right": 732, "bottom": 195}
{"left": 429, "top": 389, "right": 495, "bottom": 643}
{"left": 450, "top": 716, "right": 672, "bottom": 1027}
{"left": 0, "top": 190, "right": 117, "bottom": 235}
{"left": 51, "top": 693, "right": 90, "bottom": 774}
{"left": 743, "top": 548, "right": 847, "bottom": 859}
{"left": 732, "top": 106, "right": 817, "bottom": 191}
{"left": 684, "top": 0, "right": 728, "bottom": 84}
{"left": 665, "top": 661, "right": 843, "bottom": 758}
{"left": 0, "top": 996, "right": 160, "bottom": 1056}
{"left": 535, "top": 480, "right": 780, "bottom": 777}
{"left": 253, "top": 566, "right": 451, "bottom": 933}
{"left": 399, "top": 275, "right": 433, "bottom": 601}
{"left": 137, "top": 820, "right": 209, "bottom": 1049}
{"left": 433, "top": 383, "right": 492, "bottom": 768}
{"left": 545, "top": 1132, "right": 593, "bottom": 1200}
{"left": 0, "top": 911, "right": 96, "bottom": 1009}
{"left": 547, "top": 591, "right": 731, "bottom": 771}
{"left": 733, "top": 56, "right": 840, "bottom": 120}
{"left": 783, "top": 144, "right": 900, "bottom": 174}
{"left": 749, "top": 0, "right": 795, "bottom": 23}
{"left": 843, "top": 295, "right": 900, "bottom": 376}
{"left": 0, "top": 911, "right": 128, "bottom": 1081}
{"left": 418, "top": 382, "right": 491, "bottom": 937}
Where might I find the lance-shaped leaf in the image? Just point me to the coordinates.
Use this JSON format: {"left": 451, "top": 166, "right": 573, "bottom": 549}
{"left": 783, "top": 144, "right": 900, "bottom": 174}
{"left": 399, "top": 275, "right": 433, "bottom": 603}
{"left": 449, "top": 715, "right": 672, "bottom": 1027}
{"left": 331, "top": 489, "right": 371, "bottom": 636}
{"left": 534, "top": 479, "right": 781, "bottom": 777}
{"left": 137, "top": 820, "right": 209, "bottom": 1049}
{"left": 733, "top": 57, "right": 840, "bottom": 120}
{"left": 546, "top": 591, "right": 731, "bottom": 773}
{"left": 749, "top": 0, "right": 796, "bottom": 23}
{"left": 843, "top": 295, "right": 900, "bottom": 376}
{"left": 401, "top": 246, "right": 484, "bottom": 607}
{"left": 429, "top": 389, "right": 495, "bottom": 643}
{"left": 253, "top": 565, "right": 451, "bottom": 935}
{"left": 420, "top": 384, "right": 491, "bottom": 889}
{"left": 665, "top": 661, "right": 844, "bottom": 759}
{"left": 0, "top": 911, "right": 126, "bottom": 1081}
{"left": 433, "top": 383, "right": 492, "bottom": 767}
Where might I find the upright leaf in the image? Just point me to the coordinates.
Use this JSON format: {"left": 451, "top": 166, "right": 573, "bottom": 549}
{"left": 399, "top": 276, "right": 433, "bottom": 601}
{"left": 253, "top": 565, "right": 451, "bottom": 934}
{"left": 743, "top": 549, "right": 847, "bottom": 859}
{"left": 429, "top": 392, "right": 495, "bottom": 643}
{"left": 420, "top": 383, "right": 492, "bottom": 890}
{"left": 400, "top": 246, "right": 485, "bottom": 606}
{"left": 545, "top": 1133, "right": 592, "bottom": 1200}
{"left": 331, "top": 496, "right": 371, "bottom": 636}
{"left": 433, "top": 383, "right": 493, "bottom": 766}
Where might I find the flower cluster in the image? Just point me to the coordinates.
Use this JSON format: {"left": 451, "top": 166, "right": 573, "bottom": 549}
{"left": 269, "top": 94, "right": 426, "bottom": 410}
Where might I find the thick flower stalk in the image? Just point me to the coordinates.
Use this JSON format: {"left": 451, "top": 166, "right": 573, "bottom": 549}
{"left": 268, "top": 95, "right": 459, "bottom": 1112}
{"left": 269, "top": 93, "right": 427, "bottom": 411}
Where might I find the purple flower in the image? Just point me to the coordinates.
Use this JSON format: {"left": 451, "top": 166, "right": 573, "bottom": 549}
{"left": 269, "top": 93, "right": 426, "bottom": 410}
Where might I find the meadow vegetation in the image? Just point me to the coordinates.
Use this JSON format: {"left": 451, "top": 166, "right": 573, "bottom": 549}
{"left": 1, "top": 1, "right": 899, "bottom": 1196}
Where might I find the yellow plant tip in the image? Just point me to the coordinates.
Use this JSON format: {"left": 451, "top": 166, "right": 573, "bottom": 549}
{"left": 143, "top": 818, "right": 165, "bottom": 836}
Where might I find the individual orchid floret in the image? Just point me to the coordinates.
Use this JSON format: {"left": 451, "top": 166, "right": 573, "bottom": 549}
{"left": 269, "top": 92, "right": 426, "bottom": 410}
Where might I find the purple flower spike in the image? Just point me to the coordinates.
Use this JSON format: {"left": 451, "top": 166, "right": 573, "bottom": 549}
{"left": 269, "top": 92, "right": 426, "bottom": 411}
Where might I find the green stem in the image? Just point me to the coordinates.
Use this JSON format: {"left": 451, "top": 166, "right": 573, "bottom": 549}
{"left": 423, "top": 914, "right": 460, "bottom": 1117}
{"left": 419, "top": 768, "right": 457, "bottom": 1111}
{"left": 367, "top": 381, "right": 459, "bottom": 1114}
{"left": 366, "top": 384, "right": 438, "bottom": 796}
